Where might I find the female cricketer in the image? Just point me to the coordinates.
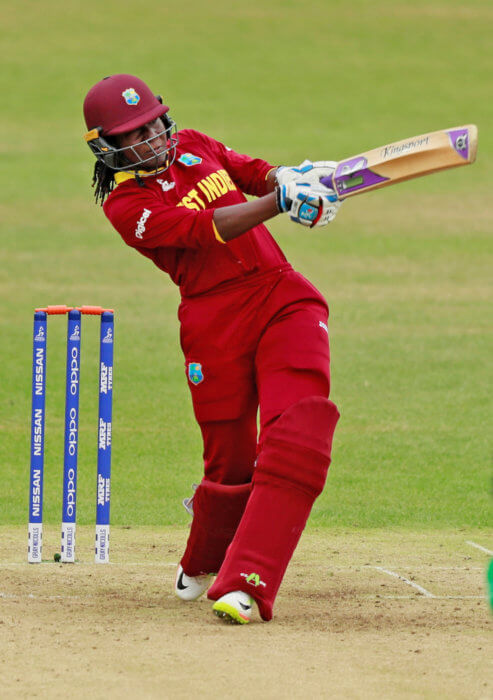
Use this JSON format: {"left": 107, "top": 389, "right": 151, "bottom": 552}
{"left": 83, "top": 74, "right": 341, "bottom": 624}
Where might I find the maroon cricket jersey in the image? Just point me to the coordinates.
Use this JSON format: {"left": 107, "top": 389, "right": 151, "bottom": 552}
{"left": 103, "top": 129, "right": 288, "bottom": 296}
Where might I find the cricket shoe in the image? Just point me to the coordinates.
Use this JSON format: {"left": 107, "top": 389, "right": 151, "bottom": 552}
{"left": 175, "top": 564, "right": 213, "bottom": 601}
{"left": 212, "top": 591, "right": 254, "bottom": 625}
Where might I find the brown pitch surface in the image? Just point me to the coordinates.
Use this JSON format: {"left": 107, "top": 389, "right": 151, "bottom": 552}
{"left": 1, "top": 527, "right": 491, "bottom": 699}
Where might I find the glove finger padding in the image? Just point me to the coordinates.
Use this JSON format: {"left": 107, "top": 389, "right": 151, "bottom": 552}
{"left": 276, "top": 160, "right": 337, "bottom": 188}
{"left": 277, "top": 182, "right": 341, "bottom": 228}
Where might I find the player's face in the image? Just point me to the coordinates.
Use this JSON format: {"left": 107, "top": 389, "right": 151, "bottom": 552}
{"left": 117, "top": 118, "right": 169, "bottom": 169}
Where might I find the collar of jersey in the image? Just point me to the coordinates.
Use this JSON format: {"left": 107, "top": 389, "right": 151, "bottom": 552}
{"left": 114, "top": 167, "right": 168, "bottom": 185}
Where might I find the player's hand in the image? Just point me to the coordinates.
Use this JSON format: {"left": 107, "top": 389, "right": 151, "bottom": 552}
{"left": 276, "top": 181, "right": 341, "bottom": 227}
{"left": 275, "top": 160, "right": 337, "bottom": 188}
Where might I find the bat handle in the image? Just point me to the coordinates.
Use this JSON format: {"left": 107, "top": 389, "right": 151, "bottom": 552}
{"left": 320, "top": 174, "right": 340, "bottom": 199}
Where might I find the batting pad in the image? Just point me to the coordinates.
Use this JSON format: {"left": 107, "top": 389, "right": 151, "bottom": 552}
{"left": 208, "top": 397, "right": 339, "bottom": 620}
{"left": 180, "top": 479, "right": 252, "bottom": 577}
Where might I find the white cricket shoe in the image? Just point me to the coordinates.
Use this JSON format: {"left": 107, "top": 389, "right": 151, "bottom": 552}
{"left": 212, "top": 590, "right": 254, "bottom": 624}
{"left": 175, "top": 565, "right": 213, "bottom": 601}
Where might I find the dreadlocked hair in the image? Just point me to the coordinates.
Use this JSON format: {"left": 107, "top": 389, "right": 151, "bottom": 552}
{"left": 92, "top": 160, "right": 116, "bottom": 206}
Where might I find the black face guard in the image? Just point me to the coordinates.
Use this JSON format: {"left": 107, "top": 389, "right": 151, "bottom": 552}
{"left": 85, "top": 115, "right": 179, "bottom": 173}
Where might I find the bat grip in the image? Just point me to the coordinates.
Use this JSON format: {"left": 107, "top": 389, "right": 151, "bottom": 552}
{"left": 320, "top": 174, "right": 341, "bottom": 199}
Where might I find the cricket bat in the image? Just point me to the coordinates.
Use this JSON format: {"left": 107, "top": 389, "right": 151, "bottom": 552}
{"left": 320, "top": 125, "right": 478, "bottom": 199}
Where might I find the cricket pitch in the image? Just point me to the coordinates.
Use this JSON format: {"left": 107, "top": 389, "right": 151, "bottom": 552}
{"left": 1, "top": 527, "right": 491, "bottom": 699}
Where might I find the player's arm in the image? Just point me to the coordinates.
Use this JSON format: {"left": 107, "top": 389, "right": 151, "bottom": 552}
{"left": 214, "top": 174, "right": 340, "bottom": 241}
{"left": 212, "top": 168, "right": 277, "bottom": 243}
{"left": 213, "top": 191, "right": 279, "bottom": 242}
{"left": 265, "top": 168, "right": 278, "bottom": 192}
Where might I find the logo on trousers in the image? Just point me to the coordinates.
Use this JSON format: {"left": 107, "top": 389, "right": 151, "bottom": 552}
{"left": 241, "top": 572, "right": 266, "bottom": 587}
{"left": 188, "top": 362, "right": 204, "bottom": 385}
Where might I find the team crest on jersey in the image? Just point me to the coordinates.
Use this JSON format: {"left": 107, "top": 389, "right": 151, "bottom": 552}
{"left": 122, "top": 88, "right": 140, "bottom": 105}
{"left": 178, "top": 153, "right": 203, "bottom": 166}
{"left": 188, "top": 362, "right": 204, "bottom": 385}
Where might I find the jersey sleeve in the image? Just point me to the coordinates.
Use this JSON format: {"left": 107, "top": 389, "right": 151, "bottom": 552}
{"left": 104, "top": 185, "right": 220, "bottom": 250}
{"left": 185, "top": 130, "right": 275, "bottom": 197}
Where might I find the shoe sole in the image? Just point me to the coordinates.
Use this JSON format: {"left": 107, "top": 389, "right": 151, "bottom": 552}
{"left": 212, "top": 601, "right": 250, "bottom": 624}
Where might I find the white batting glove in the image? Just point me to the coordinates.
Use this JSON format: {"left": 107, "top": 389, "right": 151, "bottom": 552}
{"left": 276, "top": 181, "right": 341, "bottom": 227}
{"left": 275, "top": 160, "right": 337, "bottom": 188}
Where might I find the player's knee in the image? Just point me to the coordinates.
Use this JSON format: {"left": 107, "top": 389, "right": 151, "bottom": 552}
{"left": 200, "top": 414, "right": 257, "bottom": 483}
{"left": 255, "top": 396, "right": 340, "bottom": 499}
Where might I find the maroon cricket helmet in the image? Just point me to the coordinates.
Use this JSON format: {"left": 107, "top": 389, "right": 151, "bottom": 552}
{"left": 83, "top": 74, "right": 178, "bottom": 172}
{"left": 83, "top": 74, "right": 169, "bottom": 135}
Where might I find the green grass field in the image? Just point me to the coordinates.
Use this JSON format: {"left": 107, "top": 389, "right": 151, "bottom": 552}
{"left": 1, "top": 0, "right": 491, "bottom": 536}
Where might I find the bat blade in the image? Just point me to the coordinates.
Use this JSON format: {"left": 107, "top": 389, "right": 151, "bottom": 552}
{"left": 321, "top": 125, "right": 478, "bottom": 199}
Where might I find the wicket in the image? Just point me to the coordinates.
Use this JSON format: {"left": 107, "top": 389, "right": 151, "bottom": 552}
{"left": 28, "top": 305, "right": 114, "bottom": 564}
